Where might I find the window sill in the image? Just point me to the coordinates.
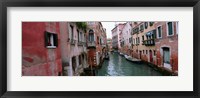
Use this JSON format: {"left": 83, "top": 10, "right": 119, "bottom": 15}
{"left": 167, "top": 34, "right": 174, "bottom": 37}
{"left": 46, "top": 46, "right": 57, "bottom": 49}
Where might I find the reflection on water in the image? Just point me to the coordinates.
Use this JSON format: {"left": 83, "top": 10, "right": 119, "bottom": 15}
{"left": 97, "top": 52, "right": 162, "bottom": 76}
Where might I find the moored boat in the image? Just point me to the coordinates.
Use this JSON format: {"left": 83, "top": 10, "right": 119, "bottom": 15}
{"left": 119, "top": 52, "right": 124, "bottom": 56}
{"left": 124, "top": 55, "right": 141, "bottom": 63}
{"left": 104, "top": 53, "right": 109, "bottom": 60}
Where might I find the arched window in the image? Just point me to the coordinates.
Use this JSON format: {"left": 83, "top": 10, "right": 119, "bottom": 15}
{"left": 89, "top": 29, "right": 94, "bottom": 33}
{"left": 89, "top": 29, "right": 94, "bottom": 41}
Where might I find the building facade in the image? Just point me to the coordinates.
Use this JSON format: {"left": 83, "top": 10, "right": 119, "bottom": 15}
{"left": 111, "top": 24, "right": 124, "bottom": 51}
{"left": 22, "top": 22, "right": 62, "bottom": 76}
{"left": 154, "top": 22, "right": 178, "bottom": 74}
{"left": 86, "top": 22, "right": 107, "bottom": 71}
{"left": 60, "top": 22, "right": 88, "bottom": 76}
{"left": 117, "top": 21, "right": 178, "bottom": 75}
{"left": 121, "top": 22, "right": 132, "bottom": 55}
{"left": 132, "top": 22, "right": 157, "bottom": 64}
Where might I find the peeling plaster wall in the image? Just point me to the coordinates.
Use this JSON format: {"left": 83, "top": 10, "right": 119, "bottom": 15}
{"left": 22, "top": 22, "right": 62, "bottom": 76}
{"left": 86, "top": 22, "right": 106, "bottom": 67}
{"left": 60, "top": 22, "right": 88, "bottom": 76}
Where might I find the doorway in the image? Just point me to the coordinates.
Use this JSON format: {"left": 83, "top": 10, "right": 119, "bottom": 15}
{"left": 72, "top": 56, "right": 76, "bottom": 74}
{"left": 149, "top": 50, "right": 153, "bottom": 62}
{"left": 139, "top": 51, "right": 142, "bottom": 59}
{"left": 162, "top": 47, "right": 171, "bottom": 70}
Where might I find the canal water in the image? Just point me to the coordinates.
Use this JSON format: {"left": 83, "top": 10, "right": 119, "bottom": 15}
{"left": 97, "top": 52, "right": 162, "bottom": 76}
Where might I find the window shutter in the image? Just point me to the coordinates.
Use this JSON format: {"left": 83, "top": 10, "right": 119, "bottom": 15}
{"left": 44, "top": 31, "right": 49, "bottom": 47}
{"left": 168, "top": 22, "right": 173, "bottom": 35}
{"left": 54, "top": 34, "right": 58, "bottom": 46}
{"left": 153, "top": 29, "right": 157, "bottom": 39}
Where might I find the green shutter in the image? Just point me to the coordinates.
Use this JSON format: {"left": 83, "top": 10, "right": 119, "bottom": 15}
{"left": 158, "top": 27, "right": 161, "bottom": 38}
{"left": 44, "top": 31, "right": 49, "bottom": 47}
{"left": 54, "top": 34, "right": 58, "bottom": 46}
{"left": 168, "top": 22, "right": 173, "bottom": 35}
{"left": 153, "top": 29, "right": 157, "bottom": 39}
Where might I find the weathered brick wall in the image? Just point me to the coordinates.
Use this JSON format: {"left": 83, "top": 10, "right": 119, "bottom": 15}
{"left": 155, "top": 22, "right": 178, "bottom": 72}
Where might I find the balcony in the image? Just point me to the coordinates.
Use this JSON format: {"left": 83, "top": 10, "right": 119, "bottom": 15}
{"left": 70, "top": 40, "right": 76, "bottom": 45}
{"left": 78, "top": 41, "right": 83, "bottom": 46}
{"left": 132, "top": 27, "right": 139, "bottom": 35}
{"left": 142, "top": 39, "right": 155, "bottom": 46}
{"left": 87, "top": 41, "right": 96, "bottom": 48}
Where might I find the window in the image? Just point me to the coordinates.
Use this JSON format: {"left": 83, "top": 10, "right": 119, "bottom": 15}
{"left": 143, "top": 50, "right": 144, "bottom": 54}
{"left": 145, "top": 22, "right": 148, "bottom": 29}
{"left": 130, "top": 38, "right": 132, "bottom": 43}
{"left": 167, "top": 22, "right": 174, "bottom": 36}
{"left": 140, "top": 24, "right": 144, "bottom": 32}
{"left": 79, "top": 55, "right": 82, "bottom": 65}
{"left": 129, "top": 38, "right": 132, "bottom": 43}
{"left": 157, "top": 26, "right": 162, "bottom": 38}
{"left": 80, "top": 32, "right": 82, "bottom": 42}
{"left": 142, "top": 36, "right": 144, "bottom": 41}
{"left": 100, "top": 38, "right": 102, "bottom": 45}
{"left": 136, "top": 38, "right": 138, "bottom": 44}
{"left": 72, "top": 56, "right": 76, "bottom": 72}
{"left": 89, "top": 30, "right": 94, "bottom": 41}
{"left": 89, "top": 33, "right": 94, "bottom": 42}
{"left": 149, "top": 22, "right": 154, "bottom": 26}
{"left": 138, "top": 37, "right": 140, "bottom": 43}
{"left": 45, "top": 31, "right": 58, "bottom": 48}
{"left": 70, "top": 25, "right": 74, "bottom": 40}
{"left": 77, "top": 29, "right": 79, "bottom": 42}
{"left": 146, "top": 50, "right": 148, "bottom": 54}
{"left": 133, "top": 27, "right": 139, "bottom": 34}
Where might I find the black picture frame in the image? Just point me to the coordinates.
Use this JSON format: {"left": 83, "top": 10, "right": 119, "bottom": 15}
{"left": 0, "top": 0, "right": 199, "bottom": 98}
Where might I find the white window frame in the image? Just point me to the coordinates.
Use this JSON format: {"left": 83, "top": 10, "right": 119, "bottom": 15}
{"left": 157, "top": 25, "right": 162, "bottom": 39}
{"left": 77, "top": 29, "right": 79, "bottom": 42}
{"left": 69, "top": 24, "right": 74, "bottom": 40}
{"left": 166, "top": 22, "right": 174, "bottom": 36}
{"left": 46, "top": 33, "right": 57, "bottom": 49}
{"left": 79, "top": 32, "right": 82, "bottom": 42}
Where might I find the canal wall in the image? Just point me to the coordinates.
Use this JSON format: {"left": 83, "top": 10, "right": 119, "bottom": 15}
{"left": 81, "top": 54, "right": 106, "bottom": 76}
{"left": 142, "top": 61, "right": 178, "bottom": 76}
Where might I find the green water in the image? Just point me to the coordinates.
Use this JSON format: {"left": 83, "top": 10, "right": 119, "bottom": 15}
{"left": 97, "top": 52, "right": 162, "bottom": 76}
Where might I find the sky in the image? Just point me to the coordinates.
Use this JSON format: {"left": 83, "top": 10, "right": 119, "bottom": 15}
{"left": 101, "top": 22, "right": 126, "bottom": 39}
